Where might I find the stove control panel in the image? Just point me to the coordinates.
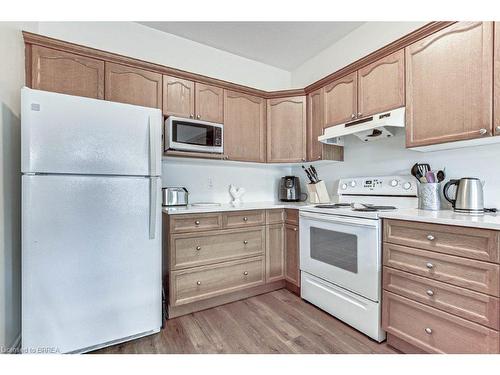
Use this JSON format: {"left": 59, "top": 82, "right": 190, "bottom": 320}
{"left": 337, "top": 175, "right": 417, "bottom": 196}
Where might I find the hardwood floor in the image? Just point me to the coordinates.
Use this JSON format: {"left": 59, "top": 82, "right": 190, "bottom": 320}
{"left": 94, "top": 289, "right": 398, "bottom": 354}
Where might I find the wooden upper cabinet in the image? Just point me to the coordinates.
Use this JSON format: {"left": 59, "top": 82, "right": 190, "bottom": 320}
{"left": 195, "top": 83, "right": 224, "bottom": 123}
{"left": 494, "top": 22, "right": 500, "bottom": 137}
{"left": 267, "top": 96, "right": 306, "bottom": 163}
{"left": 30, "top": 45, "right": 104, "bottom": 99}
{"left": 163, "top": 75, "right": 195, "bottom": 118}
{"left": 307, "top": 89, "right": 324, "bottom": 161}
{"left": 223, "top": 90, "right": 266, "bottom": 162}
{"left": 406, "top": 22, "right": 493, "bottom": 148}
{"left": 358, "top": 50, "right": 405, "bottom": 117}
{"left": 104, "top": 62, "right": 162, "bottom": 109}
{"left": 324, "top": 72, "right": 357, "bottom": 127}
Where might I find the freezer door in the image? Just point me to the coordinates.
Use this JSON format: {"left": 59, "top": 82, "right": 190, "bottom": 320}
{"left": 22, "top": 175, "right": 162, "bottom": 353}
{"left": 21, "top": 87, "right": 162, "bottom": 176}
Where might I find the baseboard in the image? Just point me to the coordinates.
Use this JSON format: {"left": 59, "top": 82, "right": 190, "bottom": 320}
{"left": 6, "top": 333, "right": 21, "bottom": 354}
{"left": 285, "top": 280, "right": 300, "bottom": 296}
{"left": 386, "top": 333, "right": 426, "bottom": 354}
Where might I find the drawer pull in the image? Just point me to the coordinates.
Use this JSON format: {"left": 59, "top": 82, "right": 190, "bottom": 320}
{"left": 196, "top": 246, "right": 201, "bottom": 251}
{"left": 427, "top": 234, "right": 435, "bottom": 241}
{"left": 195, "top": 220, "right": 200, "bottom": 225}
{"left": 424, "top": 327, "right": 433, "bottom": 335}
{"left": 293, "top": 227, "right": 298, "bottom": 232}
{"left": 243, "top": 240, "right": 248, "bottom": 245}
{"left": 426, "top": 289, "right": 434, "bottom": 296}
{"left": 243, "top": 217, "right": 248, "bottom": 222}
{"left": 243, "top": 271, "right": 249, "bottom": 276}
{"left": 426, "top": 262, "right": 434, "bottom": 269}
{"left": 196, "top": 281, "right": 201, "bottom": 286}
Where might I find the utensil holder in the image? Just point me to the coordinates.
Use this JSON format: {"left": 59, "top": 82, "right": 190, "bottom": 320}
{"left": 418, "top": 183, "right": 441, "bottom": 210}
{"left": 306, "top": 180, "right": 330, "bottom": 204}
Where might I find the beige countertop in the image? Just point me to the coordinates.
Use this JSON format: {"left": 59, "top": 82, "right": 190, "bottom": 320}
{"left": 379, "top": 208, "right": 500, "bottom": 231}
{"left": 163, "top": 201, "right": 309, "bottom": 215}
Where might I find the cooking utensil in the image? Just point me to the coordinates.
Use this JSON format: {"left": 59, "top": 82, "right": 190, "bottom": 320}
{"left": 436, "top": 170, "right": 445, "bottom": 182}
{"left": 425, "top": 171, "right": 436, "bottom": 183}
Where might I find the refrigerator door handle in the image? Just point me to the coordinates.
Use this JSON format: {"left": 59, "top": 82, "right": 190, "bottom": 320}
{"left": 148, "top": 116, "right": 157, "bottom": 177}
{"left": 149, "top": 177, "right": 157, "bottom": 240}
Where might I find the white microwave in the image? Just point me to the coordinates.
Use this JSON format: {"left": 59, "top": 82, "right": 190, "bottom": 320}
{"left": 165, "top": 116, "right": 223, "bottom": 154}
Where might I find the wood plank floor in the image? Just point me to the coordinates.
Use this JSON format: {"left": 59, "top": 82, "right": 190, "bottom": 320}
{"left": 94, "top": 289, "right": 399, "bottom": 354}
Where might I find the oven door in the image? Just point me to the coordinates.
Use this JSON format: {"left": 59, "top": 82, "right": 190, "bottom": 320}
{"left": 166, "top": 116, "right": 223, "bottom": 153}
{"left": 299, "top": 211, "right": 381, "bottom": 302}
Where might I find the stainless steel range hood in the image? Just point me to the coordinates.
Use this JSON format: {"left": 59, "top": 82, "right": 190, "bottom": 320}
{"left": 319, "top": 107, "right": 405, "bottom": 144}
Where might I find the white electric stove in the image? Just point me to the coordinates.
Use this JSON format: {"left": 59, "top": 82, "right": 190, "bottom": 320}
{"left": 299, "top": 175, "right": 417, "bottom": 342}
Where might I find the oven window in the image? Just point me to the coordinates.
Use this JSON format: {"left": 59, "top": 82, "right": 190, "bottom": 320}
{"left": 310, "top": 227, "right": 358, "bottom": 273}
{"left": 172, "top": 121, "right": 214, "bottom": 146}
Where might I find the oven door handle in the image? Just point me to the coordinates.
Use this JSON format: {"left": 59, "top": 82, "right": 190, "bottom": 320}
{"left": 299, "top": 211, "right": 379, "bottom": 228}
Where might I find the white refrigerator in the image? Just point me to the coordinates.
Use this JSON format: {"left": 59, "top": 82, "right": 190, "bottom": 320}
{"left": 21, "top": 88, "right": 163, "bottom": 353}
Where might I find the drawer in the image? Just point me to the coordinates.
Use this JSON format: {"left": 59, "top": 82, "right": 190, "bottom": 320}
{"left": 384, "top": 219, "right": 500, "bottom": 263}
{"left": 169, "top": 213, "right": 222, "bottom": 233}
{"left": 222, "top": 210, "right": 265, "bottom": 228}
{"left": 266, "top": 209, "right": 285, "bottom": 224}
{"left": 382, "top": 291, "right": 499, "bottom": 353}
{"left": 170, "top": 256, "right": 265, "bottom": 306}
{"left": 170, "top": 227, "right": 265, "bottom": 270}
{"left": 383, "top": 267, "right": 500, "bottom": 329}
{"left": 285, "top": 208, "right": 299, "bottom": 225}
{"left": 383, "top": 243, "right": 500, "bottom": 296}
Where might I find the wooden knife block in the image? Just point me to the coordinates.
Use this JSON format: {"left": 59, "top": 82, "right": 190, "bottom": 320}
{"left": 306, "top": 181, "right": 330, "bottom": 204}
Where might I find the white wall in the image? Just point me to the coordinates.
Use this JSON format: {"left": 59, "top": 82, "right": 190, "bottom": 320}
{"left": 0, "top": 21, "right": 38, "bottom": 351}
{"left": 36, "top": 22, "right": 291, "bottom": 91}
{"left": 162, "top": 158, "right": 291, "bottom": 203}
{"left": 292, "top": 130, "right": 500, "bottom": 209}
{"left": 291, "top": 22, "right": 427, "bottom": 87}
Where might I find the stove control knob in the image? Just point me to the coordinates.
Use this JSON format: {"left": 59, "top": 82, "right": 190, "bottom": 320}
{"left": 403, "top": 182, "right": 412, "bottom": 190}
{"left": 341, "top": 183, "right": 347, "bottom": 190}
{"left": 390, "top": 179, "right": 398, "bottom": 187}
{"left": 350, "top": 181, "right": 357, "bottom": 187}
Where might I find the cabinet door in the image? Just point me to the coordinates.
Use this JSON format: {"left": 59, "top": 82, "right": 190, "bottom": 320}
{"left": 307, "top": 89, "right": 324, "bottom": 161}
{"left": 267, "top": 96, "right": 306, "bottom": 163}
{"left": 163, "top": 75, "right": 195, "bottom": 118}
{"left": 494, "top": 22, "right": 500, "bottom": 137}
{"left": 224, "top": 90, "right": 266, "bottom": 162}
{"left": 266, "top": 223, "right": 285, "bottom": 282}
{"left": 195, "top": 83, "right": 224, "bottom": 123}
{"left": 406, "top": 22, "right": 493, "bottom": 147}
{"left": 358, "top": 50, "right": 405, "bottom": 117}
{"left": 104, "top": 62, "right": 162, "bottom": 109}
{"left": 30, "top": 45, "right": 104, "bottom": 99}
{"left": 285, "top": 223, "right": 300, "bottom": 287}
{"left": 324, "top": 72, "right": 357, "bottom": 126}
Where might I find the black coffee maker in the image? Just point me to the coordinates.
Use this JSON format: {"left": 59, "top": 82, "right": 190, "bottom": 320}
{"left": 279, "top": 176, "right": 305, "bottom": 202}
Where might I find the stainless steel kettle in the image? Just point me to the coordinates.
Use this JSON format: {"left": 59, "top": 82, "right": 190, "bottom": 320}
{"left": 443, "top": 177, "right": 484, "bottom": 214}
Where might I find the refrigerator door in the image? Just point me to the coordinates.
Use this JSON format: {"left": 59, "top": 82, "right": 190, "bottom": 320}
{"left": 22, "top": 174, "right": 162, "bottom": 353}
{"left": 21, "top": 87, "right": 162, "bottom": 176}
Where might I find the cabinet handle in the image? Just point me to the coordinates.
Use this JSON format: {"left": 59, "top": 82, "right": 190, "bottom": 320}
{"left": 195, "top": 220, "right": 200, "bottom": 225}
{"left": 426, "top": 262, "right": 434, "bottom": 269}
{"left": 426, "top": 289, "right": 434, "bottom": 296}
{"left": 190, "top": 114, "right": 194, "bottom": 118}
{"left": 196, "top": 246, "right": 201, "bottom": 251}
{"left": 243, "top": 240, "right": 248, "bottom": 245}
{"left": 243, "top": 217, "right": 248, "bottom": 222}
{"left": 424, "top": 327, "right": 433, "bottom": 335}
{"left": 301, "top": 158, "right": 306, "bottom": 162}
{"left": 479, "top": 128, "right": 488, "bottom": 136}
{"left": 427, "top": 234, "right": 435, "bottom": 241}
{"left": 496, "top": 126, "right": 500, "bottom": 133}
{"left": 196, "top": 281, "right": 201, "bottom": 286}
{"left": 358, "top": 112, "right": 362, "bottom": 118}
{"left": 197, "top": 115, "right": 201, "bottom": 119}
{"left": 243, "top": 271, "right": 248, "bottom": 276}
{"left": 351, "top": 114, "right": 356, "bottom": 119}
{"left": 293, "top": 227, "right": 298, "bottom": 232}
{"left": 317, "top": 156, "right": 322, "bottom": 160}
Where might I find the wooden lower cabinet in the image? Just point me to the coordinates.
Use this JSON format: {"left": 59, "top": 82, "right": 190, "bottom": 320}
{"left": 266, "top": 223, "right": 285, "bottom": 282}
{"left": 382, "top": 219, "right": 500, "bottom": 354}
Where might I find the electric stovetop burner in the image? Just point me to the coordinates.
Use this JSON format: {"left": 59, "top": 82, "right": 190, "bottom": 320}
{"left": 315, "top": 203, "right": 397, "bottom": 212}
{"left": 314, "top": 203, "right": 352, "bottom": 209}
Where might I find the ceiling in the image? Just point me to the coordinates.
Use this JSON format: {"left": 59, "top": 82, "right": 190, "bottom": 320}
{"left": 137, "top": 22, "right": 364, "bottom": 71}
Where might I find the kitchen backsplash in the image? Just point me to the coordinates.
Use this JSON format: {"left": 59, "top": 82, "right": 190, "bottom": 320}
{"left": 162, "top": 157, "right": 292, "bottom": 203}
{"left": 291, "top": 129, "right": 500, "bottom": 209}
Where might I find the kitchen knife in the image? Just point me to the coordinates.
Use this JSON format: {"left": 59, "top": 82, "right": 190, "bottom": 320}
{"left": 309, "top": 165, "right": 319, "bottom": 182}
{"left": 302, "top": 165, "right": 314, "bottom": 184}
